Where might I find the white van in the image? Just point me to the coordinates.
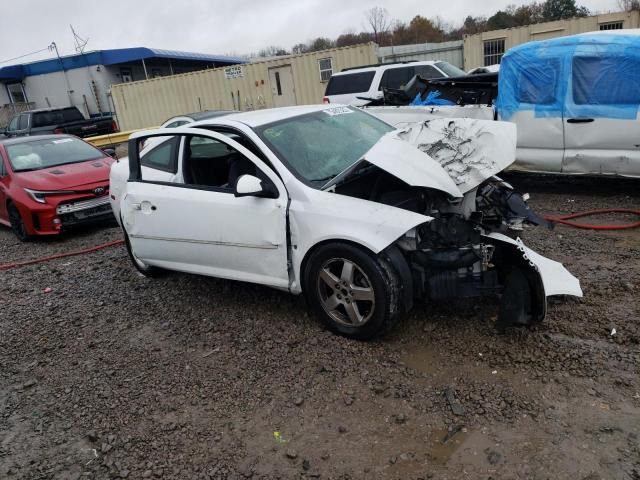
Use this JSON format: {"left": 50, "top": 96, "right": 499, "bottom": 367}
{"left": 323, "top": 61, "right": 466, "bottom": 106}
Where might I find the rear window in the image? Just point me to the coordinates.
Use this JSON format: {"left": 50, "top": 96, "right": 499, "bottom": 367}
{"left": 573, "top": 56, "right": 640, "bottom": 105}
{"left": 325, "top": 71, "right": 376, "bottom": 95}
{"left": 32, "top": 108, "right": 85, "bottom": 128}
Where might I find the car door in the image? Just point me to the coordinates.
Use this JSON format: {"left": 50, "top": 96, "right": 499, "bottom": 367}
{"left": 497, "top": 56, "right": 565, "bottom": 173}
{"left": 121, "top": 128, "right": 290, "bottom": 289}
{"left": 562, "top": 54, "right": 640, "bottom": 176}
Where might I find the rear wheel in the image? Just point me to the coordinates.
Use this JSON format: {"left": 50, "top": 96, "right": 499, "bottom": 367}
{"left": 123, "top": 229, "right": 162, "bottom": 277}
{"left": 304, "top": 243, "right": 401, "bottom": 340}
{"left": 8, "top": 203, "right": 31, "bottom": 242}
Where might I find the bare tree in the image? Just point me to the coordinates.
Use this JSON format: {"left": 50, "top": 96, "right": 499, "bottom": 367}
{"left": 365, "top": 7, "right": 391, "bottom": 44}
{"left": 618, "top": 0, "right": 640, "bottom": 10}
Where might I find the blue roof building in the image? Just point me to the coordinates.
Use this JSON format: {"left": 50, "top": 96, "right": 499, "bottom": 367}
{"left": 0, "top": 47, "right": 246, "bottom": 119}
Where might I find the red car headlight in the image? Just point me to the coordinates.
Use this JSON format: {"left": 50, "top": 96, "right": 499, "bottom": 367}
{"left": 23, "top": 188, "right": 68, "bottom": 204}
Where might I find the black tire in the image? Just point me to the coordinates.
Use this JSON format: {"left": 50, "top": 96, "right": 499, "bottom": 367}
{"left": 304, "top": 242, "right": 401, "bottom": 340}
{"left": 8, "top": 202, "right": 31, "bottom": 242}
{"left": 497, "top": 266, "right": 533, "bottom": 329}
{"left": 123, "top": 228, "right": 162, "bottom": 277}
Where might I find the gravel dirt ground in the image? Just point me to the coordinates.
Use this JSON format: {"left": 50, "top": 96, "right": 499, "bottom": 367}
{"left": 1, "top": 175, "right": 639, "bottom": 480}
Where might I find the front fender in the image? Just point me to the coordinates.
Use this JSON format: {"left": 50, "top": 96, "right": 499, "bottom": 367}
{"left": 288, "top": 191, "right": 430, "bottom": 294}
{"left": 486, "top": 232, "right": 583, "bottom": 298}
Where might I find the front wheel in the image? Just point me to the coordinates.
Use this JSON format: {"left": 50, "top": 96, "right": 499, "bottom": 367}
{"left": 8, "top": 203, "right": 31, "bottom": 242}
{"left": 304, "top": 243, "right": 401, "bottom": 340}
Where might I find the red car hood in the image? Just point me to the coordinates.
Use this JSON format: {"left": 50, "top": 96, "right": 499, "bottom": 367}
{"left": 14, "top": 157, "right": 114, "bottom": 190}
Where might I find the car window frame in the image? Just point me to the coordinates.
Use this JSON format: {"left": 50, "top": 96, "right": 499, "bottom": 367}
{"left": 180, "top": 134, "right": 243, "bottom": 194}
{"left": 129, "top": 130, "right": 283, "bottom": 199}
{"left": 140, "top": 136, "right": 179, "bottom": 174}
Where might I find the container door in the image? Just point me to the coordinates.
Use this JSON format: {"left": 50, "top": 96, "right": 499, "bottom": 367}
{"left": 269, "top": 66, "right": 297, "bottom": 107}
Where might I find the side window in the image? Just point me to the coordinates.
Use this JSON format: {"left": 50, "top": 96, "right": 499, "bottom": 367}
{"left": 182, "top": 135, "right": 257, "bottom": 191}
{"left": 379, "top": 67, "right": 413, "bottom": 90}
{"left": 140, "top": 136, "right": 178, "bottom": 174}
{"left": 572, "top": 56, "right": 640, "bottom": 105}
{"left": 18, "top": 114, "right": 29, "bottom": 130}
{"left": 415, "top": 65, "right": 442, "bottom": 79}
{"left": 8, "top": 116, "right": 19, "bottom": 131}
{"left": 164, "top": 120, "right": 189, "bottom": 128}
{"left": 516, "top": 59, "right": 559, "bottom": 105}
{"left": 324, "top": 71, "right": 376, "bottom": 95}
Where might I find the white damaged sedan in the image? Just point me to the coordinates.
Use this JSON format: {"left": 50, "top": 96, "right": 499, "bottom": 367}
{"left": 110, "top": 105, "right": 582, "bottom": 339}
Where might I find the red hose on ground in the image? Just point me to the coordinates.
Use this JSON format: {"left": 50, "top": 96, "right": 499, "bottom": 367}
{"left": 2, "top": 208, "right": 638, "bottom": 272}
{"left": 0, "top": 239, "right": 125, "bottom": 271}
{"left": 544, "top": 208, "right": 640, "bottom": 230}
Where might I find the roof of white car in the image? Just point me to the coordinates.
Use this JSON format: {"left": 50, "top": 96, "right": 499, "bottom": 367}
{"left": 331, "top": 60, "right": 441, "bottom": 77}
{"left": 192, "top": 104, "right": 341, "bottom": 128}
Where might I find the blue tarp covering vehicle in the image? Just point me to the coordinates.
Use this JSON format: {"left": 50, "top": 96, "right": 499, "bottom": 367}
{"left": 496, "top": 31, "right": 640, "bottom": 121}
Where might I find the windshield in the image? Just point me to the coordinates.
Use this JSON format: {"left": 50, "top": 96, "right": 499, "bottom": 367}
{"left": 256, "top": 106, "right": 393, "bottom": 186}
{"left": 435, "top": 61, "right": 467, "bottom": 78}
{"left": 7, "top": 137, "right": 104, "bottom": 172}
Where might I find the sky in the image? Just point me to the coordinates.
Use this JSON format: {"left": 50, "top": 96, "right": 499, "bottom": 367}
{"left": 0, "top": 0, "right": 619, "bottom": 64}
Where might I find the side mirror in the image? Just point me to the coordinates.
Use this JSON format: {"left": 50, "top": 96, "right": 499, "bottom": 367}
{"left": 234, "top": 174, "right": 277, "bottom": 198}
{"left": 102, "top": 147, "right": 116, "bottom": 158}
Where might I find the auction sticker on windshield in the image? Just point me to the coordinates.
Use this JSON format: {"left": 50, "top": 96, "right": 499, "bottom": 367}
{"left": 324, "top": 106, "right": 353, "bottom": 116}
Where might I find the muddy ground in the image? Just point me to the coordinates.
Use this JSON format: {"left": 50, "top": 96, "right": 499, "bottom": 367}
{"left": 1, "top": 175, "right": 639, "bottom": 480}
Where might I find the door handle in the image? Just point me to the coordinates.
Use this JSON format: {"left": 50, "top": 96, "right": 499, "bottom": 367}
{"left": 567, "top": 118, "right": 595, "bottom": 124}
{"left": 134, "top": 201, "right": 157, "bottom": 213}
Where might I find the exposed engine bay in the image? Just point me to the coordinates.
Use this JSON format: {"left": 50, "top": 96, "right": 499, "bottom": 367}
{"left": 328, "top": 161, "right": 551, "bottom": 328}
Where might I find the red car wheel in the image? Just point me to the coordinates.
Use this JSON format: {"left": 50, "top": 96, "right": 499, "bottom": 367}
{"left": 8, "top": 203, "right": 31, "bottom": 242}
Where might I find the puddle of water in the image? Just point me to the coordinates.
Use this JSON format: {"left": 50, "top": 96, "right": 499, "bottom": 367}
{"left": 427, "top": 426, "right": 470, "bottom": 465}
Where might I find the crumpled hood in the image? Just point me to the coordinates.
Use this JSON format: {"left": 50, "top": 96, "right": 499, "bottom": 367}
{"left": 13, "top": 157, "right": 114, "bottom": 190}
{"left": 360, "top": 133, "right": 463, "bottom": 198}
{"left": 362, "top": 118, "right": 517, "bottom": 195}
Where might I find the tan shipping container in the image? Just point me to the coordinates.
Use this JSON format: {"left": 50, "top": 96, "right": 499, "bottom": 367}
{"left": 111, "top": 43, "right": 378, "bottom": 130}
{"left": 463, "top": 11, "right": 640, "bottom": 71}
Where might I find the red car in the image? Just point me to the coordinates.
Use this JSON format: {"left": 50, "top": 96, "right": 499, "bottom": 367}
{"left": 0, "top": 135, "right": 115, "bottom": 241}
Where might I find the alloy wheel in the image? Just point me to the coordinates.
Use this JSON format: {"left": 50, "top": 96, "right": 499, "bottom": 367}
{"left": 316, "top": 257, "right": 375, "bottom": 327}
